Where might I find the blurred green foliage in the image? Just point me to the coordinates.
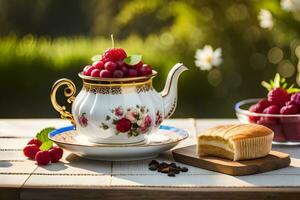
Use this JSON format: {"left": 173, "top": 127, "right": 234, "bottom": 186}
{"left": 1, "top": 0, "right": 300, "bottom": 118}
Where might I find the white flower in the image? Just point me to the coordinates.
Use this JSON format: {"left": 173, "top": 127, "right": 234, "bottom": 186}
{"left": 194, "top": 45, "right": 222, "bottom": 71}
{"left": 258, "top": 9, "right": 274, "bottom": 29}
{"left": 281, "top": 0, "right": 300, "bottom": 12}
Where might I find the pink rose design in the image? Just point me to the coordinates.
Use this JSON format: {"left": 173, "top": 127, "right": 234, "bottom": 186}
{"left": 155, "top": 111, "right": 163, "bottom": 127}
{"left": 78, "top": 113, "right": 88, "bottom": 127}
{"left": 125, "top": 110, "right": 137, "bottom": 123}
{"left": 116, "top": 118, "right": 132, "bottom": 133}
{"left": 139, "top": 126, "right": 148, "bottom": 133}
{"left": 114, "top": 106, "right": 123, "bottom": 116}
{"left": 144, "top": 115, "right": 152, "bottom": 127}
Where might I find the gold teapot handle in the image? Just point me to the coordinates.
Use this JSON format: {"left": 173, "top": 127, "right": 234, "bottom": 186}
{"left": 50, "top": 78, "right": 76, "bottom": 125}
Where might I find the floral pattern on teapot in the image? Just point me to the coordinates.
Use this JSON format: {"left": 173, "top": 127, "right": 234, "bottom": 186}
{"left": 99, "top": 105, "right": 152, "bottom": 137}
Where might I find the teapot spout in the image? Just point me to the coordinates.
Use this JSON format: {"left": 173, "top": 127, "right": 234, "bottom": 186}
{"left": 161, "top": 63, "right": 188, "bottom": 119}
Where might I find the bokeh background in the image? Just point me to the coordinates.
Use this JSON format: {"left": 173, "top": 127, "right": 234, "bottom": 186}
{"left": 1, "top": 0, "right": 300, "bottom": 118}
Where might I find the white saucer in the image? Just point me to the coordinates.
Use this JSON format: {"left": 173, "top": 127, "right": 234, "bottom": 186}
{"left": 49, "top": 125, "right": 189, "bottom": 161}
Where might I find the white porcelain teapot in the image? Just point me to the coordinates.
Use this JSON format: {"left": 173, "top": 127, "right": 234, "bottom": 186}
{"left": 50, "top": 63, "right": 188, "bottom": 144}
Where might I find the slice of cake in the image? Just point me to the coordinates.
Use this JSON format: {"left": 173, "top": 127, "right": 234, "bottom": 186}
{"left": 197, "top": 124, "right": 273, "bottom": 161}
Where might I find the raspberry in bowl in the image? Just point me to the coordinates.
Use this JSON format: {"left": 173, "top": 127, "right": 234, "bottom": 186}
{"left": 235, "top": 74, "right": 300, "bottom": 145}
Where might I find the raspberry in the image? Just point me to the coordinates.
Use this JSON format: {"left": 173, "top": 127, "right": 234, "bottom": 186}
{"left": 104, "top": 61, "right": 117, "bottom": 72}
{"left": 84, "top": 66, "right": 96, "bottom": 76}
{"left": 134, "top": 61, "right": 143, "bottom": 68}
{"left": 83, "top": 65, "right": 92, "bottom": 75}
{"left": 128, "top": 69, "right": 138, "bottom": 77}
{"left": 249, "top": 99, "right": 270, "bottom": 114}
{"left": 120, "top": 65, "right": 128, "bottom": 76}
{"left": 285, "top": 101, "right": 294, "bottom": 106}
{"left": 113, "top": 70, "right": 124, "bottom": 78}
{"left": 138, "top": 64, "right": 152, "bottom": 76}
{"left": 99, "top": 69, "right": 112, "bottom": 78}
{"left": 93, "top": 61, "right": 104, "bottom": 69}
{"left": 35, "top": 151, "right": 51, "bottom": 165}
{"left": 257, "top": 116, "right": 277, "bottom": 125}
{"left": 49, "top": 146, "right": 63, "bottom": 163}
{"left": 249, "top": 104, "right": 261, "bottom": 113}
{"left": 248, "top": 104, "right": 261, "bottom": 123}
{"left": 115, "top": 60, "right": 124, "bottom": 68}
{"left": 90, "top": 69, "right": 100, "bottom": 77}
{"left": 257, "top": 99, "right": 271, "bottom": 110}
{"left": 27, "top": 138, "right": 42, "bottom": 147}
{"left": 263, "top": 105, "right": 280, "bottom": 114}
{"left": 267, "top": 88, "right": 289, "bottom": 107}
{"left": 291, "top": 93, "right": 300, "bottom": 105}
{"left": 102, "top": 48, "right": 127, "bottom": 62}
{"left": 23, "top": 144, "right": 39, "bottom": 159}
{"left": 280, "top": 104, "right": 298, "bottom": 114}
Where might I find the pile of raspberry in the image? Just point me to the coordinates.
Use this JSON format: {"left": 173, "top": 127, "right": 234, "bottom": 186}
{"left": 249, "top": 87, "right": 300, "bottom": 124}
{"left": 82, "top": 48, "right": 152, "bottom": 78}
{"left": 23, "top": 138, "right": 63, "bottom": 166}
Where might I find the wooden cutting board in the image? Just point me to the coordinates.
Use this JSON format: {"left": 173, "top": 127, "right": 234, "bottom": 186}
{"left": 172, "top": 145, "right": 291, "bottom": 176}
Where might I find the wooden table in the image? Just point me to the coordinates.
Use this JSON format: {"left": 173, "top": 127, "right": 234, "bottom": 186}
{"left": 0, "top": 119, "right": 300, "bottom": 200}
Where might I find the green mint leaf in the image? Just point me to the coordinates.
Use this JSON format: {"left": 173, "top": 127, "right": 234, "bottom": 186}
{"left": 123, "top": 54, "right": 142, "bottom": 65}
{"left": 288, "top": 88, "right": 300, "bottom": 93}
{"left": 36, "top": 127, "right": 55, "bottom": 143}
{"left": 282, "top": 83, "right": 287, "bottom": 89}
{"left": 261, "top": 81, "right": 272, "bottom": 91}
{"left": 39, "top": 141, "right": 53, "bottom": 151}
{"left": 274, "top": 73, "right": 280, "bottom": 88}
{"left": 91, "top": 54, "right": 101, "bottom": 62}
{"left": 280, "top": 77, "right": 286, "bottom": 84}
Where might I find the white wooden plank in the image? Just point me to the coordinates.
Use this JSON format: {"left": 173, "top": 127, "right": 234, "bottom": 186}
{"left": 0, "top": 160, "right": 37, "bottom": 174}
{"left": 23, "top": 175, "right": 111, "bottom": 187}
{"left": 0, "top": 151, "right": 26, "bottom": 161}
{"left": 112, "top": 151, "right": 217, "bottom": 175}
{"left": 110, "top": 174, "right": 251, "bottom": 187}
{"left": 0, "top": 175, "right": 30, "bottom": 187}
{"left": 111, "top": 174, "right": 300, "bottom": 187}
{"left": 33, "top": 152, "right": 111, "bottom": 175}
{"left": 0, "top": 138, "right": 28, "bottom": 150}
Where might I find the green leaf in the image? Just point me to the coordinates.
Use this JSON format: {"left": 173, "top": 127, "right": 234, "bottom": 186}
{"left": 123, "top": 54, "right": 142, "bottom": 65}
{"left": 261, "top": 81, "right": 272, "bottom": 91}
{"left": 288, "top": 88, "right": 300, "bottom": 93}
{"left": 274, "top": 73, "right": 280, "bottom": 88}
{"left": 39, "top": 141, "right": 53, "bottom": 151}
{"left": 36, "top": 127, "right": 55, "bottom": 143}
{"left": 91, "top": 54, "right": 101, "bottom": 62}
{"left": 282, "top": 83, "right": 287, "bottom": 89}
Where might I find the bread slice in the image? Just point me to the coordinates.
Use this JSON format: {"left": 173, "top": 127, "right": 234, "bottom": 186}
{"left": 197, "top": 124, "right": 273, "bottom": 161}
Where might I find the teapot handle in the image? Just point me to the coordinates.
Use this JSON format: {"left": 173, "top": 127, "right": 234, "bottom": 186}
{"left": 50, "top": 78, "right": 77, "bottom": 125}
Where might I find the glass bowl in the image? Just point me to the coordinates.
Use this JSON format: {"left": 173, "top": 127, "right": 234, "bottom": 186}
{"left": 235, "top": 98, "right": 300, "bottom": 146}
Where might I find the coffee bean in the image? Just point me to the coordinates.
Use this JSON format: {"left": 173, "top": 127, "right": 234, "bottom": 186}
{"left": 149, "top": 164, "right": 158, "bottom": 171}
{"left": 168, "top": 171, "right": 176, "bottom": 177}
{"left": 174, "top": 168, "right": 181, "bottom": 174}
{"left": 147, "top": 160, "right": 188, "bottom": 177}
{"left": 148, "top": 160, "right": 159, "bottom": 166}
{"left": 161, "top": 167, "right": 170, "bottom": 173}
{"left": 169, "top": 163, "right": 177, "bottom": 168}
{"left": 159, "top": 162, "right": 168, "bottom": 168}
{"left": 180, "top": 167, "right": 188, "bottom": 172}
